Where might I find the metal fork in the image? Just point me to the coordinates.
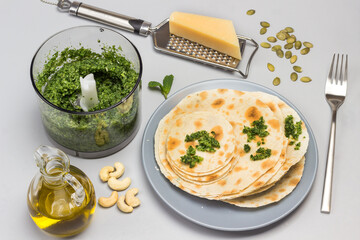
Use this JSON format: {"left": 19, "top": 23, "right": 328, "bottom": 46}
{"left": 321, "top": 54, "right": 348, "bottom": 213}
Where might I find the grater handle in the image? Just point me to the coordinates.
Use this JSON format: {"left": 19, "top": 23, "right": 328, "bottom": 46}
{"left": 68, "top": 1, "right": 152, "bottom": 36}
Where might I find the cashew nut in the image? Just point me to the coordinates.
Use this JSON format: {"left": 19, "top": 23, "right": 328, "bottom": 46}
{"left": 125, "top": 188, "right": 140, "bottom": 208}
{"left": 99, "top": 166, "right": 114, "bottom": 182}
{"left": 109, "top": 162, "right": 125, "bottom": 179}
{"left": 98, "top": 191, "right": 118, "bottom": 208}
{"left": 117, "top": 195, "right": 133, "bottom": 213}
{"left": 108, "top": 177, "right": 131, "bottom": 191}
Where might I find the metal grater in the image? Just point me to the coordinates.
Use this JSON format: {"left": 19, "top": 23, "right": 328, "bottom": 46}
{"left": 45, "top": 0, "right": 258, "bottom": 78}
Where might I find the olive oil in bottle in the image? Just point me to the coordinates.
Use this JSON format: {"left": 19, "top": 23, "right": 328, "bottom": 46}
{"left": 27, "top": 146, "right": 96, "bottom": 237}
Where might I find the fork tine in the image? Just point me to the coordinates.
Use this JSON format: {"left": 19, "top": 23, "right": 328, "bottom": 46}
{"left": 339, "top": 54, "right": 344, "bottom": 85}
{"left": 343, "top": 55, "right": 348, "bottom": 87}
{"left": 328, "top": 54, "right": 336, "bottom": 84}
{"left": 334, "top": 54, "right": 340, "bottom": 84}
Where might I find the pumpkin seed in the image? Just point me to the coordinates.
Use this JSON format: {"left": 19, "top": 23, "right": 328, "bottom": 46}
{"left": 267, "top": 36, "right": 277, "bottom": 43}
{"left": 295, "top": 41, "right": 302, "bottom": 50}
{"left": 285, "top": 51, "right": 292, "bottom": 59}
{"left": 285, "top": 27, "right": 294, "bottom": 33}
{"left": 290, "top": 72, "right": 298, "bottom": 81}
{"left": 287, "top": 36, "right": 296, "bottom": 44}
{"left": 293, "top": 66, "right": 302, "bottom": 73}
{"left": 284, "top": 43, "right": 293, "bottom": 49}
{"left": 260, "top": 27, "right": 267, "bottom": 35}
{"left": 300, "top": 47, "right": 310, "bottom": 55}
{"left": 290, "top": 55, "right": 297, "bottom": 64}
{"left": 260, "top": 21, "right": 270, "bottom": 28}
{"left": 303, "top": 42, "right": 313, "bottom": 48}
{"left": 272, "top": 45, "right": 282, "bottom": 51}
{"left": 300, "top": 76, "right": 312, "bottom": 83}
{"left": 267, "top": 63, "right": 275, "bottom": 72}
{"left": 247, "top": 9, "right": 256, "bottom": 15}
{"left": 273, "top": 77, "right": 281, "bottom": 86}
{"left": 276, "top": 32, "right": 286, "bottom": 41}
{"left": 276, "top": 49, "right": 284, "bottom": 58}
{"left": 261, "top": 42, "right": 271, "bottom": 48}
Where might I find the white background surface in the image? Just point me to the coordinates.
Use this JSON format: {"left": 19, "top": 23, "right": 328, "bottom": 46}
{"left": 1, "top": 0, "right": 359, "bottom": 239}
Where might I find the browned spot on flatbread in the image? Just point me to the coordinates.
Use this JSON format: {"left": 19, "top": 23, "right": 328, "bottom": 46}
{"left": 261, "top": 160, "right": 275, "bottom": 170}
{"left": 194, "top": 120, "right": 202, "bottom": 129}
{"left": 165, "top": 118, "right": 170, "bottom": 124}
{"left": 278, "top": 102, "right": 285, "bottom": 108}
{"left": 231, "top": 189, "right": 238, "bottom": 194}
{"left": 268, "top": 119, "right": 280, "bottom": 130}
{"left": 163, "top": 129, "right": 168, "bottom": 135}
{"left": 195, "top": 185, "right": 201, "bottom": 189}
{"left": 254, "top": 181, "right": 264, "bottom": 188}
{"left": 234, "top": 166, "right": 247, "bottom": 172}
{"left": 179, "top": 184, "right": 185, "bottom": 190}
{"left": 272, "top": 150, "right": 278, "bottom": 156}
{"left": 211, "top": 98, "right": 225, "bottom": 109}
{"left": 268, "top": 168, "right": 276, "bottom": 174}
{"left": 226, "top": 152, "right": 232, "bottom": 159}
{"left": 265, "top": 193, "right": 278, "bottom": 201}
{"left": 266, "top": 102, "right": 277, "bottom": 112}
{"left": 234, "top": 90, "right": 244, "bottom": 96}
{"left": 199, "top": 91, "right": 208, "bottom": 100}
{"left": 280, "top": 149, "right": 286, "bottom": 158}
{"left": 290, "top": 178, "right": 300, "bottom": 186}
{"left": 224, "top": 144, "right": 229, "bottom": 151}
{"left": 239, "top": 99, "right": 244, "bottom": 103}
{"left": 164, "top": 163, "right": 172, "bottom": 172}
{"left": 175, "top": 118, "right": 182, "bottom": 127}
{"left": 279, "top": 188, "right": 286, "bottom": 193}
{"left": 186, "top": 104, "right": 191, "bottom": 109}
{"left": 229, "top": 121, "right": 236, "bottom": 128}
{"left": 211, "top": 125, "right": 224, "bottom": 141}
{"left": 167, "top": 137, "right": 181, "bottom": 151}
{"left": 252, "top": 171, "right": 260, "bottom": 178}
{"left": 235, "top": 178, "right": 242, "bottom": 185}
{"left": 178, "top": 150, "right": 186, "bottom": 155}
{"left": 227, "top": 104, "right": 235, "bottom": 110}
{"left": 206, "top": 174, "right": 219, "bottom": 181}
{"left": 245, "top": 107, "right": 262, "bottom": 122}
{"left": 174, "top": 107, "right": 183, "bottom": 115}
{"left": 217, "top": 89, "right": 228, "bottom": 94}
{"left": 239, "top": 149, "right": 246, "bottom": 157}
{"left": 218, "top": 179, "right": 227, "bottom": 186}
{"left": 195, "top": 103, "right": 199, "bottom": 108}
{"left": 218, "top": 151, "right": 224, "bottom": 156}
{"left": 218, "top": 160, "right": 224, "bottom": 165}
{"left": 256, "top": 99, "right": 267, "bottom": 108}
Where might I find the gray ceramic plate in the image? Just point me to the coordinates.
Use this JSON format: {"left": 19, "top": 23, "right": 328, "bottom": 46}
{"left": 141, "top": 79, "right": 318, "bottom": 231}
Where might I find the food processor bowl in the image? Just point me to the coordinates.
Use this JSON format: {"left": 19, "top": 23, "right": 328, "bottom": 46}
{"left": 31, "top": 26, "right": 142, "bottom": 158}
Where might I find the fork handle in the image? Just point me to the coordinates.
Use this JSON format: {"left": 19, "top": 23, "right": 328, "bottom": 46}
{"left": 321, "top": 109, "right": 337, "bottom": 213}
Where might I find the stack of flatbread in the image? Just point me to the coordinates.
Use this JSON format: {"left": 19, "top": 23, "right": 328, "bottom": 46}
{"left": 154, "top": 89, "right": 309, "bottom": 208}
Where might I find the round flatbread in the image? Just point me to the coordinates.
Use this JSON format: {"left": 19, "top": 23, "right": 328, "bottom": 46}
{"left": 155, "top": 89, "right": 285, "bottom": 199}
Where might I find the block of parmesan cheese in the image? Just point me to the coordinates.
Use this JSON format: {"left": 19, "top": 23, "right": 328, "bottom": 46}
{"left": 169, "top": 12, "right": 241, "bottom": 60}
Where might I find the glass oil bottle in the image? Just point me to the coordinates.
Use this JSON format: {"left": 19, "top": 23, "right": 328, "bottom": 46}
{"left": 27, "top": 145, "right": 96, "bottom": 237}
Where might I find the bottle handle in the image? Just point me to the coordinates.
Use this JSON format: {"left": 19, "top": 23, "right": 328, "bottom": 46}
{"left": 63, "top": 173, "right": 85, "bottom": 207}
